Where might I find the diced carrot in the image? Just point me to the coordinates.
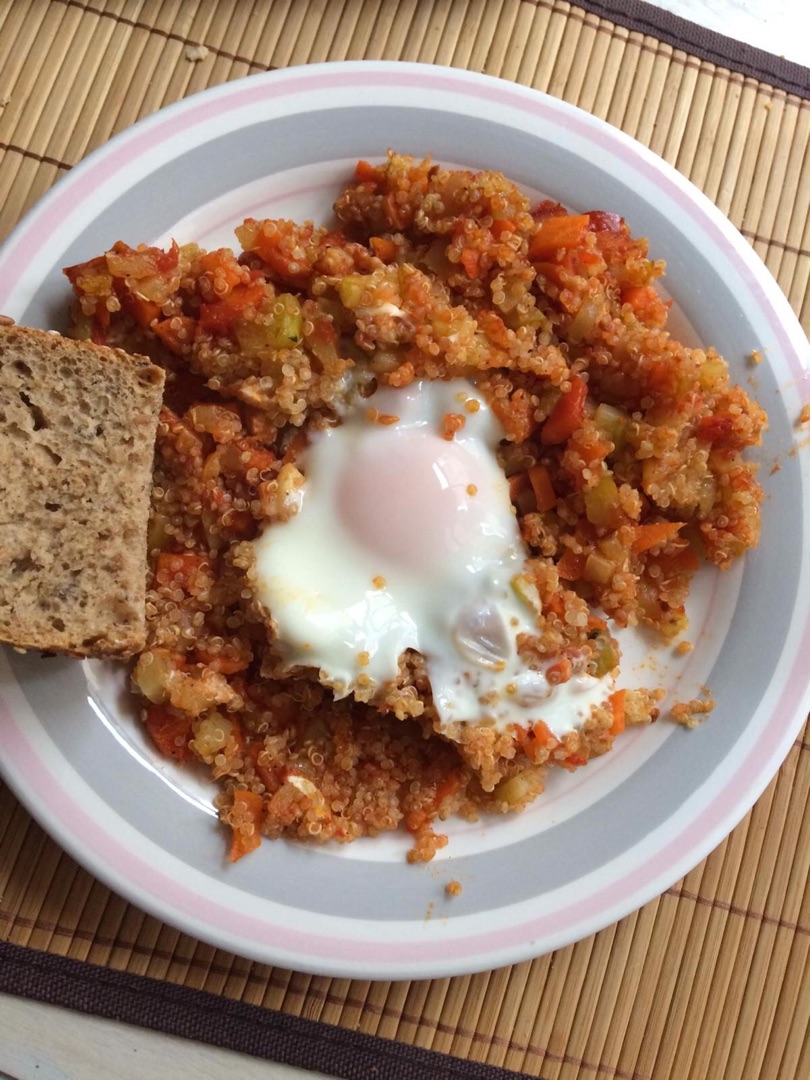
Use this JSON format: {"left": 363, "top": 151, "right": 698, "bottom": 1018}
{"left": 557, "top": 548, "right": 587, "bottom": 581}
{"left": 229, "top": 790, "right": 264, "bottom": 862}
{"left": 609, "top": 689, "right": 627, "bottom": 736}
{"left": 528, "top": 464, "right": 557, "bottom": 512}
{"left": 145, "top": 704, "right": 194, "bottom": 762}
{"left": 199, "top": 249, "right": 244, "bottom": 294}
{"left": 517, "top": 720, "right": 560, "bottom": 762}
{"left": 508, "top": 472, "right": 530, "bottom": 502}
{"left": 631, "top": 521, "right": 685, "bottom": 553}
{"left": 546, "top": 658, "right": 573, "bottom": 685}
{"left": 532, "top": 720, "right": 559, "bottom": 749}
{"left": 121, "top": 292, "right": 161, "bottom": 329}
{"left": 491, "top": 219, "right": 516, "bottom": 238}
{"left": 529, "top": 214, "right": 590, "bottom": 261}
{"left": 541, "top": 375, "right": 588, "bottom": 445}
{"left": 370, "top": 236, "right": 399, "bottom": 262}
{"left": 544, "top": 591, "right": 565, "bottom": 618}
{"left": 566, "top": 431, "right": 611, "bottom": 470}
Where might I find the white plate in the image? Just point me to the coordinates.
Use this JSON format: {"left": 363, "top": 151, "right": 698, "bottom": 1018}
{"left": 1, "top": 62, "right": 809, "bottom": 980}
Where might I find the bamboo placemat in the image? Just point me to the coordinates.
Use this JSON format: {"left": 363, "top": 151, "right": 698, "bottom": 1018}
{"left": 1, "top": 2, "right": 809, "bottom": 1078}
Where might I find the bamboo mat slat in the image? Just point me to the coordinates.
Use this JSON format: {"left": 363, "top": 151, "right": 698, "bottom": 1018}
{"left": 1, "top": 2, "right": 809, "bottom": 1078}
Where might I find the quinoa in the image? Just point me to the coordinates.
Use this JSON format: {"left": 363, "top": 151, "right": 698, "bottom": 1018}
{"left": 64, "top": 152, "right": 766, "bottom": 864}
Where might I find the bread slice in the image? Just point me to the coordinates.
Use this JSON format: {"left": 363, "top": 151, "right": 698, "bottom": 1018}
{"left": 0, "top": 322, "right": 165, "bottom": 658}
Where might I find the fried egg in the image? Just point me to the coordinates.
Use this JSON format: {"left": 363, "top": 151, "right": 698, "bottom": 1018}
{"left": 251, "top": 379, "right": 610, "bottom": 737}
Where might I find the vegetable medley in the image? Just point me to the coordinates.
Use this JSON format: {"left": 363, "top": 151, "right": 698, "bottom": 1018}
{"left": 64, "top": 152, "right": 766, "bottom": 863}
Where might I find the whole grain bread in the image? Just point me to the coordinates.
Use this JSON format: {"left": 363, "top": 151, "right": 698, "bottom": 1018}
{"left": 0, "top": 322, "right": 165, "bottom": 658}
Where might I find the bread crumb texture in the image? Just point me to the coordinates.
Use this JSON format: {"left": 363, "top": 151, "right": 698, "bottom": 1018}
{"left": 0, "top": 325, "right": 164, "bottom": 657}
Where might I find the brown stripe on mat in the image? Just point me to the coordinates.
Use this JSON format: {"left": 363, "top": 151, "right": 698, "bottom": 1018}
{"left": 574, "top": 0, "right": 810, "bottom": 98}
{"left": 0, "top": 941, "right": 537, "bottom": 1080}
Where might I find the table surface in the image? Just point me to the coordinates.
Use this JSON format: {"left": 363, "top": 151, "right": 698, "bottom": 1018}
{"left": 0, "top": 2, "right": 807, "bottom": 1078}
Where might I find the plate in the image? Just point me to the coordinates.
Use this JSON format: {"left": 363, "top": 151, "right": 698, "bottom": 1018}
{"left": 1, "top": 61, "right": 809, "bottom": 980}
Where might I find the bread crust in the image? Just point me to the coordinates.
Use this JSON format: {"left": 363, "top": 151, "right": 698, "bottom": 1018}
{"left": 0, "top": 323, "right": 165, "bottom": 658}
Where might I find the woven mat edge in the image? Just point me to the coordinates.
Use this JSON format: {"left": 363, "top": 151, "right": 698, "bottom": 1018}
{"left": 0, "top": 941, "right": 538, "bottom": 1079}
{"left": 575, "top": 0, "right": 810, "bottom": 97}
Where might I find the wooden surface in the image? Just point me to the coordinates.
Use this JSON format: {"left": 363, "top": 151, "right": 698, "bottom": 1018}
{"left": 0, "top": 2, "right": 808, "bottom": 1079}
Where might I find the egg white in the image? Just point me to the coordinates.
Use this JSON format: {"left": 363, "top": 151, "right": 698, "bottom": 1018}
{"left": 251, "top": 379, "right": 610, "bottom": 736}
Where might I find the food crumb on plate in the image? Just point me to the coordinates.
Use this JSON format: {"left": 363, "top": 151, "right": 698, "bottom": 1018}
{"left": 675, "top": 640, "right": 692, "bottom": 655}
{"left": 446, "top": 879, "right": 463, "bottom": 897}
{"left": 670, "top": 688, "right": 715, "bottom": 729}
{"left": 749, "top": 349, "right": 764, "bottom": 365}
{"left": 799, "top": 403, "right": 810, "bottom": 426}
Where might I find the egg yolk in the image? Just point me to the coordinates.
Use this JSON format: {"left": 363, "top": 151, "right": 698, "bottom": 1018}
{"left": 336, "top": 433, "right": 494, "bottom": 574}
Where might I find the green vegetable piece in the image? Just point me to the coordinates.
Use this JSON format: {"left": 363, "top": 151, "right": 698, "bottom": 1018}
{"left": 584, "top": 472, "right": 620, "bottom": 527}
{"left": 593, "top": 402, "right": 628, "bottom": 451}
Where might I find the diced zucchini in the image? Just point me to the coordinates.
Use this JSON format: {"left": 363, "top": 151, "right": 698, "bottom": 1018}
{"left": 593, "top": 403, "right": 628, "bottom": 451}
{"left": 584, "top": 472, "right": 620, "bottom": 527}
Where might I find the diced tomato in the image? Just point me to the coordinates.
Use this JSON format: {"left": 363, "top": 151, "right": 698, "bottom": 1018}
{"left": 586, "top": 211, "right": 625, "bottom": 233}
{"left": 145, "top": 704, "right": 194, "bottom": 762}
{"left": 63, "top": 254, "right": 109, "bottom": 287}
{"left": 541, "top": 375, "right": 588, "bottom": 445}
{"left": 557, "top": 548, "right": 587, "bottom": 581}
{"left": 621, "top": 284, "right": 670, "bottom": 327}
{"left": 561, "top": 751, "right": 588, "bottom": 770}
{"left": 696, "top": 413, "right": 744, "bottom": 449}
{"left": 531, "top": 200, "right": 568, "bottom": 221}
{"left": 199, "top": 281, "right": 267, "bottom": 335}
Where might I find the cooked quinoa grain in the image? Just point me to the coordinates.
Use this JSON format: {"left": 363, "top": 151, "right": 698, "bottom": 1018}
{"left": 64, "top": 152, "right": 765, "bottom": 863}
